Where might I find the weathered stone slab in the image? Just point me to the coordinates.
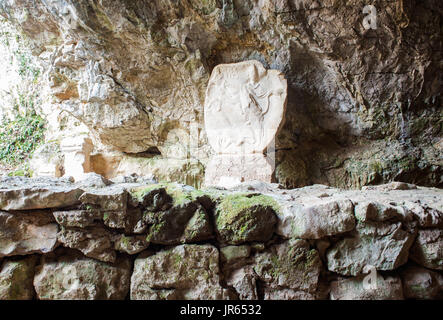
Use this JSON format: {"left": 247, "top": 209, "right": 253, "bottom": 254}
{"left": 79, "top": 185, "right": 128, "bottom": 211}
{"left": 130, "top": 244, "right": 233, "bottom": 300}
{"left": 0, "top": 176, "right": 83, "bottom": 210}
{"left": 130, "top": 183, "right": 214, "bottom": 244}
{"left": 220, "top": 245, "right": 251, "bottom": 265}
{"left": 204, "top": 60, "right": 287, "bottom": 186}
{"left": 146, "top": 203, "right": 213, "bottom": 245}
{"left": 34, "top": 251, "right": 131, "bottom": 300}
{"left": 226, "top": 266, "right": 258, "bottom": 300}
{"left": 0, "top": 211, "right": 58, "bottom": 257}
{"left": 113, "top": 234, "right": 149, "bottom": 255}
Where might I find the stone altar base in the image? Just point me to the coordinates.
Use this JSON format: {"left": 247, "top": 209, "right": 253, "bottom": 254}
{"left": 204, "top": 154, "right": 274, "bottom": 188}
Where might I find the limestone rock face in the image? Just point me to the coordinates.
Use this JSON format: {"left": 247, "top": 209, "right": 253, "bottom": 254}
{"left": 0, "top": 176, "right": 83, "bottom": 210}
{"left": 2, "top": 0, "right": 441, "bottom": 188}
{"left": 0, "top": 256, "right": 37, "bottom": 300}
{"left": 130, "top": 244, "right": 233, "bottom": 300}
{"left": 60, "top": 136, "right": 94, "bottom": 180}
{"left": 0, "top": 211, "right": 58, "bottom": 257}
{"left": 33, "top": 251, "right": 131, "bottom": 300}
{"left": 330, "top": 275, "right": 404, "bottom": 300}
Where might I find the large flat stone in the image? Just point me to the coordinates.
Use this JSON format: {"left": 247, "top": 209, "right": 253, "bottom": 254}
{"left": 0, "top": 176, "right": 83, "bottom": 210}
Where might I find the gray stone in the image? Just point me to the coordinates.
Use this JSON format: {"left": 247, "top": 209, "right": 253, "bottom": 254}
{"left": 0, "top": 176, "right": 83, "bottom": 210}
{"left": 253, "top": 239, "right": 322, "bottom": 297}
{"left": 57, "top": 226, "right": 116, "bottom": 263}
{"left": 410, "top": 229, "right": 443, "bottom": 270}
{"left": 277, "top": 198, "right": 355, "bottom": 239}
{"left": 0, "top": 211, "right": 58, "bottom": 257}
{"left": 146, "top": 203, "right": 213, "bottom": 245}
{"left": 79, "top": 185, "right": 128, "bottom": 212}
{"left": 130, "top": 244, "right": 233, "bottom": 300}
{"left": 226, "top": 266, "right": 257, "bottom": 300}
{"left": 74, "top": 173, "right": 113, "bottom": 189}
{"left": 330, "top": 274, "right": 404, "bottom": 300}
{"left": 326, "top": 220, "right": 415, "bottom": 276}
{"left": 33, "top": 251, "right": 131, "bottom": 300}
{"left": 53, "top": 209, "right": 102, "bottom": 228}
{"left": 113, "top": 234, "right": 149, "bottom": 255}
{"left": 220, "top": 245, "right": 251, "bottom": 264}
{"left": 214, "top": 193, "right": 278, "bottom": 245}
{"left": 0, "top": 255, "right": 37, "bottom": 300}
{"left": 400, "top": 265, "right": 443, "bottom": 299}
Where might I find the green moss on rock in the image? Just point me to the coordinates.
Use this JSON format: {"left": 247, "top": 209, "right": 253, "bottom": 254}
{"left": 214, "top": 193, "right": 279, "bottom": 245}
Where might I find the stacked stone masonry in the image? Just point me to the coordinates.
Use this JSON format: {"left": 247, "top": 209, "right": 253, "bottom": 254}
{"left": 0, "top": 174, "right": 442, "bottom": 300}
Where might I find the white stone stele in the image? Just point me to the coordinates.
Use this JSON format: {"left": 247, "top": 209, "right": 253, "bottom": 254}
{"left": 203, "top": 60, "right": 287, "bottom": 188}
{"left": 204, "top": 60, "right": 287, "bottom": 154}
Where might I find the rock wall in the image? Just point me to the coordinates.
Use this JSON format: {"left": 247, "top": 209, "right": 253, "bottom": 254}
{"left": 0, "top": 0, "right": 441, "bottom": 188}
{"left": 0, "top": 175, "right": 442, "bottom": 300}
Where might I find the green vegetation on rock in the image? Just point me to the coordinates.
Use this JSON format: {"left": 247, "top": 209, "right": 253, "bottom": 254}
{"left": 215, "top": 193, "right": 279, "bottom": 244}
{"left": 0, "top": 111, "right": 46, "bottom": 169}
{"left": 217, "top": 193, "right": 281, "bottom": 226}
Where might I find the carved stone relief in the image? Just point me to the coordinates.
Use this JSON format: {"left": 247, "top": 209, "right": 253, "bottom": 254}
{"left": 204, "top": 60, "right": 287, "bottom": 187}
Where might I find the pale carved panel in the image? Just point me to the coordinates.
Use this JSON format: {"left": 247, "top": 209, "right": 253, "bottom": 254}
{"left": 204, "top": 60, "right": 287, "bottom": 154}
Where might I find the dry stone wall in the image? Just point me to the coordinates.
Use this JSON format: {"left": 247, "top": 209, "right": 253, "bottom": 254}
{"left": 0, "top": 174, "right": 442, "bottom": 300}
